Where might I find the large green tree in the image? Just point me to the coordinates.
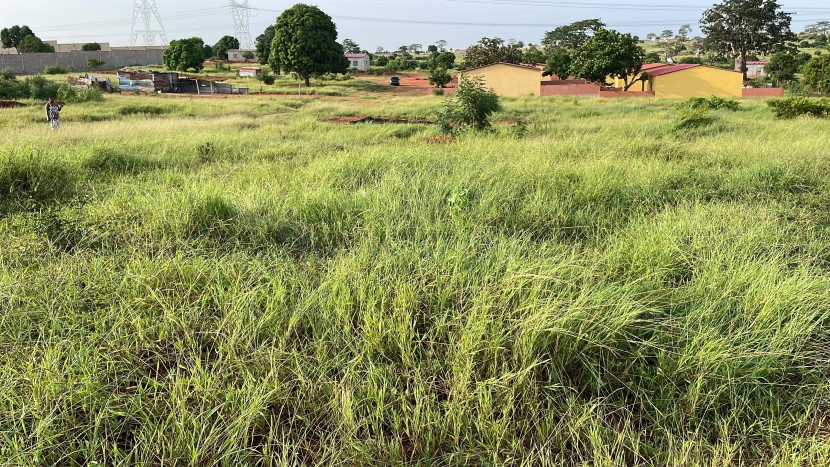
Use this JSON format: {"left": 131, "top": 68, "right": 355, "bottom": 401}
{"left": 700, "top": 0, "right": 795, "bottom": 79}
{"left": 270, "top": 4, "right": 348, "bottom": 86}
{"left": 766, "top": 52, "right": 800, "bottom": 84}
{"left": 542, "top": 19, "right": 605, "bottom": 50}
{"left": 460, "top": 37, "right": 522, "bottom": 69}
{"left": 542, "top": 47, "right": 572, "bottom": 79}
{"left": 803, "top": 55, "right": 830, "bottom": 94}
{"left": 569, "top": 28, "right": 645, "bottom": 90}
{"left": 1, "top": 25, "right": 34, "bottom": 48}
{"left": 16, "top": 35, "right": 54, "bottom": 53}
{"left": 163, "top": 38, "right": 205, "bottom": 72}
{"left": 255, "top": 25, "right": 276, "bottom": 65}
{"left": 341, "top": 38, "right": 360, "bottom": 54}
{"left": 213, "top": 35, "right": 240, "bottom": 60}
{"left": 82, "top": 42, "right": 101, "bottom": 51}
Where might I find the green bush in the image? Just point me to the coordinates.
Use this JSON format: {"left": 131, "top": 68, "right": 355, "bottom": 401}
{"left": 683, "top": 95, "right": 741, "bottom": 111}
{"left": 670, "top": 108, "right": 718, "bottom": 134}
{"left": 432, "top": 88, "right": 444, "bottom": 96}
{"left": 437, "top": 75, "right": 501, "bottom": 134}
{"left": 0, "top": 70, "right": 28, "bottom": 99}
{"left": 767, "top": 97, "right": 830, "bottom": 119}
{"left": 803, "top": 55, "right": 830, "bottom": 94}
{"left": 57, "top": 83, "right": 104, "bottom": 103}
{"left": 118, "top": 105, "right": 167, "bottom": 116}
{"left": 25, "top": 75, "right": 60, "bottom": 100}
{"left": 43, "top": 65, "right": 68, "bottom": 75}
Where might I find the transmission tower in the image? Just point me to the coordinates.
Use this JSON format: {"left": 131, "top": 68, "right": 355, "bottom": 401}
{"left": 130, "top": 0, "right": 168, "bottom": 46}
{"left": 230, "top": 0, "right": 253, "bottom": 49}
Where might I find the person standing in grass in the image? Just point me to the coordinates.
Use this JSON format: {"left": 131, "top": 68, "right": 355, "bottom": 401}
{"left": 45, "top": 97, "right": 63, "bottom": 130}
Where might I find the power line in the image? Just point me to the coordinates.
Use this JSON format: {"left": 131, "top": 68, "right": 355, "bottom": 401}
{"left": 230, "top": 1, "right": 253, "bottom": 48}
{"left": 131, "top": 0, "right": 168, "bottom": 46}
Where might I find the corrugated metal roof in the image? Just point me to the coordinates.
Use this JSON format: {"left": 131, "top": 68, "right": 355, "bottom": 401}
{"left": 641, "top": 62, "right": 671, "bottom": 70}
{"left": 345, "top": 53, "right": 368, "bottom": 58}
{"left": 747, "top": 60, "right": 768, "bottom": 65}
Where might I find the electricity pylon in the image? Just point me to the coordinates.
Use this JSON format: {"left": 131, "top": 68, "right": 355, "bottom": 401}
{"left": 230, "top": 0, "right": 253, "bottom": 49}
{"left": 130, "top": 0, "right": 168, "bottom": 46}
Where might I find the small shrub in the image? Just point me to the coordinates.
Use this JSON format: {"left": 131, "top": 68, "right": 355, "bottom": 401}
{"left": 767, "top": 97, "right": 830, "bottom": 119}
{"left": 83, "top": 146, "right": 150, "bottom": 174}
{"left": 428, "top": 67, "right": 452, "bottom": 88}
{"left": 25, "top": 75, "right": 60, "bottom": 100}
{"left": 57, "top": 84, "right": 104, "bottom": 103}
{"left": 683, "top": 95, "right": 741, "bottom": 111}
{"left": 0, "top": 148, "right": 77, "bottom": 206}
{"left": 437, "top": 75, "right": 501, "bottom": 134}
{"left": 118, "top": 105, "right": 166, "bottom": 116}
{"left": 670, "top": 108, "right": 717, "bottom": 134}
{"left": 43, "top": 65, "right": 68, "bottom": 75}
{"left": 432, "top": 88, "right": 445, "bottom": 96}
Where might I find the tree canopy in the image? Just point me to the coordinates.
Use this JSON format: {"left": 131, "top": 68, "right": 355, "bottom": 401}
{"left": 163, "top": 38, "right": 205, "bottom": 72}
{"left": 82, "top": 42, "right": 101, "bottom": 51}
{"left": 766, "top": 52, "right": 800, "bottom": 84}
{"left": 255, "top": 25, "right": 275, "bottom": 66}
{"left": 569, "top": 28, "right": 645, "bottom": 89}
{"left": 213, "top": 35, "right": 240, "bottom": 60}
{"left": 16, "top": 35, "right": 54, "bottom": 53}
{"left": 270, "top": 4, "right": 348, "bottom": 86}
{"left": 461, "top": 37, "right": 522, "bottom": 69}
{"left": 803, "top": 55, "right": 830, "bottom": 94}
{"left": 341, "top": 38, "right": 360, "bottom": 54}
{"left": 700, "top": 0, "right": 795, "bottom": 78}
{"left": 1, "top": 25, "right": 34, "bottom": 48}
{"left": 542, "top": 19, "right": 605, "bottom": 50}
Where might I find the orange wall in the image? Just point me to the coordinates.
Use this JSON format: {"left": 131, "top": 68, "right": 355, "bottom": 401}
{"left": 461, "top": 64, "right": 542, "bottom": 97}
{"left": 540, "top": 83, "right": 600, "bottom": 96}
{"left": 742, "top": 88, "right": 784, "bottom": 97}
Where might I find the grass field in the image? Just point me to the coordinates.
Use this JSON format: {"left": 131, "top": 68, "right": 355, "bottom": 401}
{"left": 1, "top": 89, "right": 830, "bottom": 465}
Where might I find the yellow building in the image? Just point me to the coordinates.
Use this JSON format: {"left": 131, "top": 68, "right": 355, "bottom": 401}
{"left": 609, "top": 62, "right": 674, "bottom": 90}
{"left": 459, "top": 62, "right": 543, "bottom": 97}
{"left": 646, "top": 64, "right": 743, "bottom": 98}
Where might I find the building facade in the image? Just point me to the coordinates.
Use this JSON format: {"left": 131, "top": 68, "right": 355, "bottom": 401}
{"left": 345, "top": 53, "right": 371, "bottom": 72}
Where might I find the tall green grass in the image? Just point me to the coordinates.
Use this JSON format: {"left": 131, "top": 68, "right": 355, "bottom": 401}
{"left": 1, "top": 91, "right": 830, "bottom": 465}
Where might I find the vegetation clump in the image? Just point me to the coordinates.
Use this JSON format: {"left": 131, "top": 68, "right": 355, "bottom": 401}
{"left": 437, "top": 75, "right": 501, "bottom": 134}
{"left": 683, "top": 95, "right": 741, "bottom": 111}
{"left": 767, "top": 97, "right": 830, "bottom": 119}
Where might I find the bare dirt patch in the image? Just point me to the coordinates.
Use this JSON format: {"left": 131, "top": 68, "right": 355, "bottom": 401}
{"left": 0, "top": 100, "right": 25, "bottom": 109}
{"left": 329, "top": 115, "right": 434, "bottom": 125}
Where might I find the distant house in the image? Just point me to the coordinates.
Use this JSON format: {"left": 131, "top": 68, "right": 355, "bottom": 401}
{"left": 227, "top": 49, "right": 256, "bottom": 62}
{"left": 238, "top": 66, "right": 261, "bottom": 77}
{"left": 459, "top": 62, "right": 544, "bottom": 97}
{"left": 645, "top": 64, "right": 743, "bottom": 98}
{"left": 610, "top": 62, "right": 674, "bottom": 91}
{"left": 746, "top": 60, "right": 768, "bottom": 78}
{"left": 345, "top": 53, "right": 370, "bottom": 72}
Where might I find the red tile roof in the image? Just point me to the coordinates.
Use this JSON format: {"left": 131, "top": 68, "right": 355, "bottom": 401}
{"left": 646, "top": 64, "right": 700, "bottom": 76}
{"left": 641, "top": 62, "right": 670, "bottom": 70}
{"left": 345, "top": 53, "right": 368, "bottom": 58}
{"left": 747, "top": 60, "right": 768, "bottom": 65}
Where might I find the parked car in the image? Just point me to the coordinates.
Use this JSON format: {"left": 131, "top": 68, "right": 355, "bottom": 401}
{"left": 390, "top": 75, "right": 400, "bottom": 86}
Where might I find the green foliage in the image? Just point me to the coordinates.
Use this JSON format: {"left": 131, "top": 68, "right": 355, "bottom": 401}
{"left": 257, "top": 68, "right": 276, "bottom": 85}
{"left": 271, "top": 4, "right": 348, "bottom": 86}
{"left": 42, "top": 65, "right": 67, "bottom": 75}
{"left": 0, "top": 71, "right": 28, "bottom": 99}
{"left": 701, "top": 0, "right": 796, "bottom": 76}
{"left": 432, "top": 88, "right": 444, "bottom": 96}
{"left": 212, "top": 35, "right": 240, "bottom": 60}
{"left": 676, "top": 56, "right": 704, "bottom": 64}
{"left": 766, "top": 52, "right": 800, "bottom": 84}
{"left": 542, "top": 47, "right": 572, "bottom": 78}
{"left": 670, "top": 108, "right": 718, "bottom": 133}
{"left": 25, "top": 75, "right": 59, "bottom": 100}
{"left": 87, "top": 58, "right": 106, "bottom": 70}
{"left": 429, "top": 51, "right": 456, "bottom": 70}
{"left": 16, "top": 34, "right": 54, "bottom": 53}
{"left": 644, "top": 52, "right": 662, "bottom": 63}
{"left": 542, "top": 18, "right": 606, "bottom": 50}
{"left": 767, "top": 97, "right": 830, "bottom": 118}
{"left": 569, "top": 28, "right": 645, "bottom": 89}
{"left": 683, "top": 95, "right": 741, "bottom": 111}
{"left": 255, "top": 25, "right": 275, "bottom": 65}
{"left": 460, "top": 37, "right": 522, "bottom": 69}
{"left": 428, "top": 67, "right": 452, "bottom": 88}
{"left": 81, "top": 42, "right": 101, "bottom": 51}
{"left": 163, "top": 38, "right": 205, "bottom": 72}
{"left": 341, "top": 38, "right": 360, "bottom": 54}
{"left": 202, "top": 44, "right": 213, "bottom": 61}
{"left": 242, "top": 51, "right": 255, "bottom": 61}
{"left": 438, "top": 74, "right": 501, "bottom": 133}
{"left": 57, "top": 83, "right": 104, "bottom": 103}
{"left": 803, "top": 55, "right": 830, "bottom": 94}
{"left": 0, "top": 24, "right": 34, "bottom": 48}
{"left": 374, "top": 55, "right": 389, "bottom": 67}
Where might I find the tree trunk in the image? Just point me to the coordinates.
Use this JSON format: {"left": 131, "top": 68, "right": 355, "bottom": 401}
{"left": 304, "top": 75, "right": 310, "bottom": 87}
{"left": 736, "top": 52, "right": 747, "bottom": 81}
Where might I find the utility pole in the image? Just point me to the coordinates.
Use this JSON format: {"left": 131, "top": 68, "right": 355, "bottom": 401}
{"left": 130, "top": 0, "right": 168, "bottom": 46}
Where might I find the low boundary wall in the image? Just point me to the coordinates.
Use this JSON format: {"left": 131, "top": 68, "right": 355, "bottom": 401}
{"left": 0, "top": 50, "right": 164, "bottom": 74}
{"left": 742, "top": 87, "right": 784, "bottom": 98}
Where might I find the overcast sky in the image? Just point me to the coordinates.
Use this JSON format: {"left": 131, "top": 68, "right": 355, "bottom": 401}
{"left": 4, "top": 0, "right": 829, "bottom": 51}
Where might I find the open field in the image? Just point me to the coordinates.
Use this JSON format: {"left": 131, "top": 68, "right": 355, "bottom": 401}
{"left": 2, "top": 89, "right": 830, "bottom": 465}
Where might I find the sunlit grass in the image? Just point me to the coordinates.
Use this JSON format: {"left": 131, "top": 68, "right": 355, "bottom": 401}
{"left": 1, "top": 91, "right": 830, "bottom": 465}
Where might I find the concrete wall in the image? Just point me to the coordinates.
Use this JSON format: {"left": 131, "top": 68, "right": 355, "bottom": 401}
{"left": 742, "top": 87, "right": 784, "bottom": 98}
{"left": 649, "top": 66, "right": 743, "bottom": 98}
{"left": 599, "top": 89, "right": 655, "bottom": 98}
{"left": 461, "top": 64, "right": 543, "bottom": 97}
{"left": 0, "top": 49, "right": 164, "bottom": 74}
{"left": 540, "top": 82, "right": 600, "bottom": 96}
